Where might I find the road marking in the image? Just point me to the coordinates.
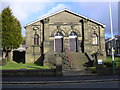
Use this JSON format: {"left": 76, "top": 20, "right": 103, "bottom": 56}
{"left": 2, "top": 79, "right": 119, "bottom": 84}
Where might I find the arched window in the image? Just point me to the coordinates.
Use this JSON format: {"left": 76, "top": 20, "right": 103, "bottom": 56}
{"left": 54, "top": 32, "right": 64, "bottom": 52}
{"left": 55, "top": 32, "right": 63, "bottom": 36}
{"left": 69, "top": 32, "right": 78, "bottom": 52}
{"left": 69, "top": 32, "right": 77, "bottom": 36}
{"left": 92, "top": 33, "right": 98, "bottom": 45}
{"left": 34, "top": 34, "right": 39, "bottom": 45}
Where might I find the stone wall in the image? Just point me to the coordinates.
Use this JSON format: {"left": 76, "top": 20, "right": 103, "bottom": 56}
{"left": 25, "top": 22, "right": 42, "bottom": 63}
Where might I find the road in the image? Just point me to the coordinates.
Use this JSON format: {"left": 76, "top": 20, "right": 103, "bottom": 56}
{"left": 2, "top": 75, "right": 120, "bottom": 89}
{"left": 2, "top": 81, "right": 119, "bottom": 88}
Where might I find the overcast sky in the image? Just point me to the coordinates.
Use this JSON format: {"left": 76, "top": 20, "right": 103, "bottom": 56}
{"left": 1, "top": 0, "right": 119, "bottom": 39}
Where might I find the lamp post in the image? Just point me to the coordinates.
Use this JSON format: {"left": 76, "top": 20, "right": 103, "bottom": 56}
{"left": 109, "top": 2, "right": 115, "bottom": 75}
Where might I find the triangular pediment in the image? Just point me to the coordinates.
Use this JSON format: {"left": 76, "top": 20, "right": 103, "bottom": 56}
{"left": 25, "top": 8, "right": 105, "bottom": 28}
{"left": 49, "top": 10, "right": 83, "bottom": 23}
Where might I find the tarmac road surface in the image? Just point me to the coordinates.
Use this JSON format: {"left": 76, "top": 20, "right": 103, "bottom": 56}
{"left": 2, "top": 75, "right": 119, "bottom": 82}
{"left": 2, "top": 81, "right": 119, "bottom": 88}
{"left": 2, "top": 75, "right": 120, "bottom": 89}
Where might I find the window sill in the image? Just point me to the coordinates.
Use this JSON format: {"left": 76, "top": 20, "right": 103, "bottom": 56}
{"left": 91, "top": 44, "right": 99, "bottom": 46}
{"left": 32, "top": 45, "right": 40, "bottom": 47}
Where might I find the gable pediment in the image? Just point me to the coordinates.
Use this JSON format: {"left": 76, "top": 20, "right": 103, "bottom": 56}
{"left": 49, "top": 10, "right": 82, "bottom": 23}
{"left": 25, "top": 9, "right": 105, "bottom": 28}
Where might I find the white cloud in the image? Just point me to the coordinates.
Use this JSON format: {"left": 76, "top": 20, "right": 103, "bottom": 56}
{"left": 1, "top": 2, "right": 70, "bottom": 22}
{"left": 1, "top": 1, "right": 52, "bottom": 22}
{"left": 1, "top": 0, "right": 119, "bottom": 2}
{"left": 48, "top": 4, "right": 70, "bottom": 13}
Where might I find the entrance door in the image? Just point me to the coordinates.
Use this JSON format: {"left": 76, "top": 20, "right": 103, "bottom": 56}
{"left": 13, "top": 51, "right": 25, "bottom": 63}
{"left": 54, "top": 35, "right": 64, "bottom": 52}
{"left": 69, "top": 36, "right": 78, "bottom": 52}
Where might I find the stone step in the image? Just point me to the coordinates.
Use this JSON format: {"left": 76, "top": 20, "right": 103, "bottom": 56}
{"left": 67, "top": 52, "right": 88, "bottom": 69}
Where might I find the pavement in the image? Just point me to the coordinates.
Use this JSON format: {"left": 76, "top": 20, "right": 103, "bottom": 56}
{"left": 2, "top": 75, "right": 119, "bottom": 84}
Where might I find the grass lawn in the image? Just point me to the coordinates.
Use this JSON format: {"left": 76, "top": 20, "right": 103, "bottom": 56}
{"left": 86, "top": 56, "right": 120, "bottom": 71}
{"left": 1, "top": 56, "right": 119, "bottom": 70}
{"left": 0, "top": 61, "right": 49, "bottom": 70}
{"left": 106, "top": 56, "right": 120, "bottom": 62}
{"left": 105, "top": 56, "right": 120, "bottom": 67}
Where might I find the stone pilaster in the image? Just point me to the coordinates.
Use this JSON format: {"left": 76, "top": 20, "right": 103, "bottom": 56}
{"left": 99, "top": 26, "right": 106, "bottom": 61}
{"left": 82, "top": 19, "right": 91, "bottom": 53}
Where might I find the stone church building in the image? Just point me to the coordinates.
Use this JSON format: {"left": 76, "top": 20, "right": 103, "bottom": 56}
{"left": 24, "top": 9, "right": 106, "bottom": 70}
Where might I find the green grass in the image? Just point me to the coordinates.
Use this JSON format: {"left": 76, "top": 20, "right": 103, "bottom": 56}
{"left": 86, "top": 56, "right": 120, "bottom": 71}
{"left": 105, "top": 56, "right": 120, "bottom": 67}
{"left": 86, "top": 67, "right": 96, "bottom": 70}
{"left": 0, "top": 61, "right": 49, "bottom": 70}
{"left": 106, "top": 56, "right": 120, "bottom": 62}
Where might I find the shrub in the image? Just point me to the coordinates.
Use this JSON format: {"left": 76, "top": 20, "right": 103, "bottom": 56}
{"left": 103, "top": 62, "right": 116, "bottom": 67}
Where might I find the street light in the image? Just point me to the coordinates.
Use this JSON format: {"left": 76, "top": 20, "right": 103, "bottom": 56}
{"left": 109, "top": 2, "right": 115, "bottom": 75}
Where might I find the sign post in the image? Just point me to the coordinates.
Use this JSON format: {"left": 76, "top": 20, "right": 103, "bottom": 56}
{"left": 112, "top": 47, "right": 115, "bottom": 75}
{"left": 98, "top": 59, "right": 102, "bottom": 65}
{"left": 109, "top": 2, "right": 115, "bottom": 75}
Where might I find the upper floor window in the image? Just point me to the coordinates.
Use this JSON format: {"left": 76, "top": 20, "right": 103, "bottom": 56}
{"left": 34, "top": 34, "right": 39, "bottom": 45}
{"left": 92, "top": 33, "right": 98, "bottom": 45}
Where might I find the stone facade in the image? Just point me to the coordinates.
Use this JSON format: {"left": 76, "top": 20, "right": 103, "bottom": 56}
{"left": 25, "top": 9, "right": 106, "bottom": 69}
